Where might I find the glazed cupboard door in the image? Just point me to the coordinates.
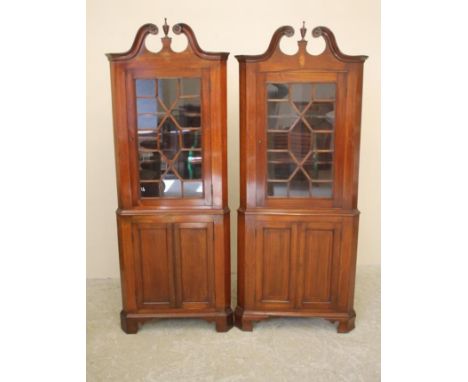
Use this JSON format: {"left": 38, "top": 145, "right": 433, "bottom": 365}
{"left": 295, "top": 221, "right": 342, "bottom": 310}
{"left": 174, "top": 222, "right": 215, "bottom": 309}
{"left": 129, "top": 72, "right": 213, "bottom": 208}
{"left": 257, "top": 71, "right": 347, "bottom": 209}
{"left": 132, "top": 222, "right": 176, "bottom": 309}
{"left": 254, "top": 222, "right": 298, "bottom": 309}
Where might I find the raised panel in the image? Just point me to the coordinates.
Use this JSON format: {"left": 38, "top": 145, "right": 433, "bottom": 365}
{"left": 302, "top": 230, "right": 333, "bottom": 302}
{"left": 255, "top": 223, "right": 297, "bottom": 307}
{"left": 174, "top": 223, "right": 214, "bottom": 306}
{"left": 297, "top": 222, "right": 341, "bottom": 309}
{"left": 133, "top": 223, "right": 175, "bottom": 308}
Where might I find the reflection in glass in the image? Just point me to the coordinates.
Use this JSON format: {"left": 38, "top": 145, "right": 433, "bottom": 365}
{"left": 314, "top": 84, "right": 336, "bottom": 100}
{"left": 268, "top": 132, "right": 289, "bottom": 149}
{"left": 291, "top": 83, "right": 312, "bottom": 111}
{"left": 182, "top": 130, "right": 201, "bottom": 149}
{"left": 140, "top": 182, "right": 160, "bottom": 197}
{"left": 312, "top": 182, "right": 332, "bottom": 198}
{"left": 267, "top": 182, "right": 287, "bottom": 197}
{"left": 137, "top": 115, "right": 158, "bottom": 129}
{"left": 160, "top": 120, "right": 179, "bottom": 160}
{"left": 162, "top": 171, "right": 182, "bottom": 197}
{"left": 268, "top": 151, "right": 296, "bottom": 182}
{"left": 139, "top": 138, "right": 157, "bottom": 151}
{"left": 175, "top": 151, "right": 202, "bottom": 179}
{"left": 303, "top": 152, "right": 333, "bottom": 181}
{"left": 290, "top": 121, "right": 311, "bottom": 161}
{"left": 304, "top": 102, "right": 334, "bottom": 131}
{"left": 137, "top": 98, "right": 158, "bottom": 114}
{"left": 267, "top": 83, "right": 288, "bottom": 99}
{"left": 313, "top": 133, "right": 333, "bottom": 151}
{"left": 267, "top": 102, "right": 298, "bottom": 130}
{"left": 136, "top": 79, "right": 155, "bottom": 97}
{"left": 181, "top": 78, "right": 200, "bottom": 96}
{"left": 183, "top": 181, "right": 203, "bottom": 197}
{"left": 157, "top": 79, "right": 178, "bottom": 107}
{"left": 172, "top": 98, "right": 201, "bottom": 127}
{"left": 138, "top": 130, "right": 158, "bottom": 150}
{"left": 266, "top": 82, "right": 336, "bottom": 198}
{"left": 289, "top": 170, "right": 310, "bottom": 197}
{"left": 140, "top": 152, "right": 163, "bottom": 180}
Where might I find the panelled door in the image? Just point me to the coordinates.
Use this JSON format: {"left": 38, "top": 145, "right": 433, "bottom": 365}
{"left": 296, "top": 221, "right": 341, "bottom": 310}
{"left": 132, "top": 221, "right": 214, "bottom": 309}
{"left": 254, "top": 220, "right": 342, "bottom": 310}
{"left": 254, "top": 221, "right": 298, "bottom": 309}
{"left": 173, "top": 222, "right": 215, "bottom": 309}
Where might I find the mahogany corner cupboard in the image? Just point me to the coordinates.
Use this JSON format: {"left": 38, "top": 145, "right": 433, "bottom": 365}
{"left": 235, "top": 24, "right": 367, "bottom": 333}
{"left": 106, "top": 21, "right": 232, "bottom": 333}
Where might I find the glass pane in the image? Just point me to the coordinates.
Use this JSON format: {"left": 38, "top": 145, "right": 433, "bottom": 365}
{"left": 268, "top": 155, "right": 296, "bottom": 180}
{"left": 311, "top": 182, "right": 332, "bottom": 198}
{"left": 137, "top": 98, "right": 158, "bottom": 114}
{"left": 182, "top": 130, "right": 201, "bottom": 149}
{"left": 172, "top": 98, "right": 201, "bottom": 127}
{"left": 161, "top": 171, "right": 182, "bottom": 197}
{"left": 290, "top": 121, "right": 311, "bottom": 161}
{"left": 183, "top": 181, "right": 203, "bottom": 197}
{"left": 267, "top": 83, "right": 288, "bottom": 99}
{"left": 140, "top": 152, "right": 164, "bottom": 180}
{"left": 136, "top": 79, "right": 155, "bottom": 97}
{"left": 138, "top": 130, "right": 158, "bottom": 150}
{"left": 303, "top": 153, "right": 333, "bottom": 181}
{"left": 160, "top": 119, "right": 180, "bottom": 160}
{"left": 139, "top": 138, "right": 157, "bottom": 151}
{"left": 158, "top": 79, "right": 178, "bottom": 107}
{"left": 289, "top": 170, "right": 310, "bottom": 197}
{"left": 140, "top": 182, "right": 160, "bottom": 197}
{"left": 267, "top": 182, "right": 287, "bottom": 197}
{"left": 291, "top": 83, "right": 312, "bottom": 111}
{"left": 265, "top": 81, "right": 336, "bottom": 199}
{"left": 314, "top": 83, "right": 336, "bottom": 100}
{"left": 174, "top": 151, "right": 202, "bottom": 180}
{"left": 267, "top": 102, "right": 298, "bottom": 130}
{"left": 137, "top": 115, "right": 158, "bottom": 129}
{"left": 181, "top": 78, "right": 200, "bottom": 96}
{"left": 313, "top": 133, "right": 333, "bottom": 151}
{"left": 304, "top": 102, "right": 335, "bottom": 131}
{"left": 137, "top": 77, "right": 203, "bottom": 199}
{"left": 268, "top": 132, "right": 289, "bottom": 149}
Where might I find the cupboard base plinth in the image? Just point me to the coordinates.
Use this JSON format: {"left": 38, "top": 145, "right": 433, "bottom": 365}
{"left": 120, "top": 309, "right": 234, "bottom": 334}
{"left": 234, "top": 307, "right": 356, "bottom": 333}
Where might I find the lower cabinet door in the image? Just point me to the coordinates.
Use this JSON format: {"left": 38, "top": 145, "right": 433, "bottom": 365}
{"left": 254, "top": 221, "right": 298, "bottom": 309}
{"left": 132, "top": 222, "right": 176, "bottom": 309}
{"left": 252, "top": 219, "right": 342, "bottom": 311}
{"left": 132, "top": 220, "right": 215, "bottom": 310}
{"left": 296, "top": 221, "right": 342, "bottom": 310}
{"left": 173, "top": 222, "right": 215, "bottom": 309}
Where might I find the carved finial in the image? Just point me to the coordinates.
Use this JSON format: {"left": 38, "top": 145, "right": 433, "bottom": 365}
{"left": 300, "top": 21, "right": 307, "bottom": 41}
{"left": 163, "top": 18, "right": 169, "bottom": 37}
